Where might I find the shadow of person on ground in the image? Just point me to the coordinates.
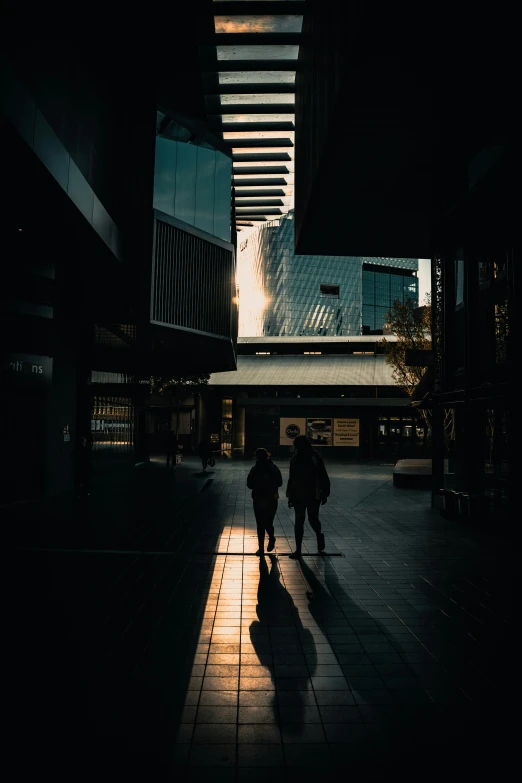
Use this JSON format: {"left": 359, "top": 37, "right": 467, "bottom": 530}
{"left": 296, "top": 556, "right": 470, "bottom": 770}
{"left": 250, "top": 554, "right": 317, "bottom": 738}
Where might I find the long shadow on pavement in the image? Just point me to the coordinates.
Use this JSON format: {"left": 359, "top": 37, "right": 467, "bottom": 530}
{"left": 249, "top": 554, "right": 318, "bottom": 741}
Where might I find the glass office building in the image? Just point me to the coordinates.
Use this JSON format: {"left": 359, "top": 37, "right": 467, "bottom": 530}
{"left": 154, "top": 112, "right": 232, "bottom": 243}
{"left": 362, "top": 262, "right": 419, "bottom": 332}
{"left": 237, "top": 211, "right": 418, "bottom": 337}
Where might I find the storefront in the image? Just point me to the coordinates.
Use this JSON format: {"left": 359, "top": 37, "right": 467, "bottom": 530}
{"left": 242, "top": 404, "right": 423, "bottom": 461}
{"left": 206, "top": 346, "right": 426, "bottom": 460}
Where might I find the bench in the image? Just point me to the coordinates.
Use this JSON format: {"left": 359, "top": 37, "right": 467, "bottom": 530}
{"left": 393, "top": 458, "right": 433, "bottom": 488}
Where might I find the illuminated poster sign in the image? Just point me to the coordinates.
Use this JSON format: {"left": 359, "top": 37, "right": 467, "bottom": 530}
{"left": 280, "top": 417, "right": 306, "bottom": 446}
{"left": 307, "top": 418, "right": 333, "bottom": 446}
{"left": 334, "top": 418, "right": 360, "bottom": 446}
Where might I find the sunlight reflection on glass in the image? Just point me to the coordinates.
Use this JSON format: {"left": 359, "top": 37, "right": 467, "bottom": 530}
{"left": 236, "top": 247, "right": 270, "bottom": 337}
{"left": 215, "top": 15, "right": 303, "bottom": 34}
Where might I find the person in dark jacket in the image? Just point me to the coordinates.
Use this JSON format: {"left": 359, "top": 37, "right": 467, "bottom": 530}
{"left": 197, "top": 438, "right": 214, "bottom": 471}
{"left": 247, "top": 448, "right": 283, "bottom": 556}
{"left": 165, "top": 429, "right": 177, "bottom": 468}
{"left": 286, "top": 435, "right": 330, "bottom": 558}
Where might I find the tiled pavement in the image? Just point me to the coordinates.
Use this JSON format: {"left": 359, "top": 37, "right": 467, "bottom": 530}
{"left": 7, "top": 457, "right": 514, "bottom": 780}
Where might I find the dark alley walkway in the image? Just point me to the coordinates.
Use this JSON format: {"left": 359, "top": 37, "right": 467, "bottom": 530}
{"left": 7, "top": 457, "right": 514, "bottom": 781}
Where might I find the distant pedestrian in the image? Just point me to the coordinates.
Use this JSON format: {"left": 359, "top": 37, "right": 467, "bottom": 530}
{"left": 286, "top": 435, "right": 330, "bottom": 558}
{"left": 165, "top": 429, "right": 177, "bottom": 468}
{"left": 198, "top": 437, "right": 214, "bottom": 471}
{"left": 71, "top": 434, "right": 92, "bottom": 500}
{"left": 247, "top": 448, "right": 283, "bottom": 556}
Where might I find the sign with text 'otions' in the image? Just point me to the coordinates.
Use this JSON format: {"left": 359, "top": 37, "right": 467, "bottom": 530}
{"left": 334, "top": 418, "right": 360, "bottom": 446}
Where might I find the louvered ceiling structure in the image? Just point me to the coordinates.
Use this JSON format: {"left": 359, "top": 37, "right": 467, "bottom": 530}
{"left": 201, "top": 0, "right": 304, "bottom": 231}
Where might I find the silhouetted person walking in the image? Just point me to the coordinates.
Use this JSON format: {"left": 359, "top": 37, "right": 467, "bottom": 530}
{"left": 197, "top": 437, "right": 213, "bottom": 471}
{"left": 286, "top": 435, "right": 330, "bottom": 558}
{"left": 71, "top": 434, "right": 92, "bottom": 500}
{"left": 247, "top": 447, "right": 282, "bottom": 556}
{"left": 165, "top": 429, "right": 177, "bottom": 468}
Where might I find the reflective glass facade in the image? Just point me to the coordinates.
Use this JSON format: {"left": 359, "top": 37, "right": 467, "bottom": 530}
{"left": 153, "top": 113, "right": 232, "bottom": 242}
{"left": 237, "top": 211, "right": 418, "bottom": 336}
{"left": 362, "top": 263, "right": 419, "bottom": 332}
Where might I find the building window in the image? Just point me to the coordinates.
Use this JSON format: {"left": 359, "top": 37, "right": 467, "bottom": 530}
{"left": 320, "top": 284, "right": 340, "bottom": 298}
{"left": 94, "top": 324, "right": 136, "bottom": 349}
{"left": 91, "top": 396, "right": 134, "bottom": 453}
{"left": 90, "top": 370, "right": 135, "bottom": 384}
{"left": 362, "top": 263, "right": 419, "bottom": 336}
{"left": 221, "top": 420, "right": 232, "bottom": 453}
{"left": 455, "top": 252, "right": 465, "bottom": 307}
{"left": 222, "top": 398, "right": 233, "bottom": 419}
{"left": 154, "top": 112, "right": 232, "bottom": 242}
{"left": 494, "top": 298, "right": 509, "bottom": 365}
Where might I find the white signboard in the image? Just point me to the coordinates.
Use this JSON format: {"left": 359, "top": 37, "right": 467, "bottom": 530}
{"left": 280, "top": 418, "right": 306, "bottom": 446}
{"left": 334, "top": 418, "right": 360, "bottom": 446}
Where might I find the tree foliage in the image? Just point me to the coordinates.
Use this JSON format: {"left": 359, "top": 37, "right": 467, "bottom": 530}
{"left": 380, "top": 296, "right": 431, "bottom": 397}
{"left": 150, "top": 374, "right": 210, "bottom": 437}
{"left": 150, "top": 374, "right": 210, "bottom": 398}
{"left": 381, "top": 295, "right": 454, "bottom": 444}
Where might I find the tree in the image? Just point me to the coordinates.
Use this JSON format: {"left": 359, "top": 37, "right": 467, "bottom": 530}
{"left": 381, "top": 295, "right": 454, "bottom": 444}
{"left": 381, "top": 296, "right": 432, "bottom": 405}
{"left": 150, "top": 374, "right": 210, "bottom": 438}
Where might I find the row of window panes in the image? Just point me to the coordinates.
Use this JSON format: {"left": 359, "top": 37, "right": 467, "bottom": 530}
{"left": 478, "top": 256, "right": 509, "bottom": 285}
{"left": 378, "top": 423, "right": 425, "bottom": 438}
{"left": 90, "top": 371, "right": 136, "bottom": 384}
{"left": 91, "top": 396, "right": 134, "bottom": 452}
{"left": 93, "top": 408, "right": 130, "bottom": 417}
{"left": 222, "top": 398, "right": 233, "bottom": 419}
{"left": 154, "top": 131, "right": 232, "bottom": 242}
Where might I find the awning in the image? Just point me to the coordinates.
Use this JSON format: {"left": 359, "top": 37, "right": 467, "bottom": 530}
{"left": 210, "top": 354, "right": 401, "bottom": 387}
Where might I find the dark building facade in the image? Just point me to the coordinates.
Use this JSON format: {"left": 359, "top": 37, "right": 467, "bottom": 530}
{"left": 294, "top": 0, "right": 514, "bottom": 516}
{"left": 429, "top": 204, "right": 513, "bottom": 514}
{"left": 2, "top": 1, "right": 514, "bottom": 518}
{"left": 1, "top": 17, "right": 238, "bottom": 503}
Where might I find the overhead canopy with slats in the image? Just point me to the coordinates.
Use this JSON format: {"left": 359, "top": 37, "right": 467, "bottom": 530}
{"left": 209, "top": 354, "right": 401, "bottom": 386}
{"left": 201, "top": 1, "right": 305, "bottom": 231}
